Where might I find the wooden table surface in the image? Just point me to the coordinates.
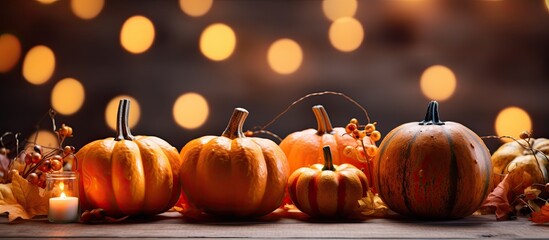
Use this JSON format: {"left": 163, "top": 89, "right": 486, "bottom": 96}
{"left": 1, "top": 210, "right": 548, "bottom": 239}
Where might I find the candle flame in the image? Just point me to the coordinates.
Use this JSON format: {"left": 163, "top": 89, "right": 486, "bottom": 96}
{"left": 60, "top": 192, "right": 66, "bottom": 199}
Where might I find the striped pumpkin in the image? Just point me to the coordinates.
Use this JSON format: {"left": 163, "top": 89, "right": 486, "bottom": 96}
{"left": 288, "top": 146, "right": 368, "bottom": 218}
{"left": 374, "top": 101, "right": 492, "bottom": 219}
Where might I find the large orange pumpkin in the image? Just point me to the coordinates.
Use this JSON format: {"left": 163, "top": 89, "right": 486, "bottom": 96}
{"left": 374, "top": 101, "right": 492, "bottom": 219}
{"left": 288, "top": 146, "right": 368, "bottom": 218}
{"left": 280, "top": 105, "right": 376, "bottom": 177}
{"left": 180, "top": 108, "right": 289, "bottom": 217}
{"left": 76, "top": 99, "right": 182, "bottom": 217}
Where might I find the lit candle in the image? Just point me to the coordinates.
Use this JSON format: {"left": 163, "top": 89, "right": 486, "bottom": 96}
{"left": 48, "top": 181, "right": 79, "bottom": 223}
{"left": 49, "top": 191, "right": 79, "bottom": 223}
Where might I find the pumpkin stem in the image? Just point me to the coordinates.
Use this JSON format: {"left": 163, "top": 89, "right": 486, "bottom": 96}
{"left": 322, "top": 145, "right": 336, "bottom": 171}
{"left": 419, "top": 101, "right": 445, "bottom": 126}
{"left": 222, "top": 108, "right": 249, "bottom": 139}
{"left": 312, "top": 105, "right": 334, "bottom": 135}
{"left": 114, "top": 99, "right": 135, "bottom": 141}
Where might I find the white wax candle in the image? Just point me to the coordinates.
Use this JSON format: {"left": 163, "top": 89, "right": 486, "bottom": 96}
{"left": 48, "top": 193, "right": 79, "bottom": 223}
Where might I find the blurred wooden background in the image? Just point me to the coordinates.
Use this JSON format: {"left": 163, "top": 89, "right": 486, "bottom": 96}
{"left": 1, "top": 0, "right": 548, "bottom": 152}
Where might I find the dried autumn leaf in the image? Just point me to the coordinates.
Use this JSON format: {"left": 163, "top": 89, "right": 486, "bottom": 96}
{"left": 0, "top": 173, "right": 48, "bottom": 222}
{"left": 524, "top": 187, "right": 542, "bottom": 201}
{"left": 530, "top": 202, "right": 549, "bottom": 224}
{"left": 480, "top": 174, "right": 512, "bottom": 220}
{"left": 358, "top": 190, "right": 388, "bottom": 217}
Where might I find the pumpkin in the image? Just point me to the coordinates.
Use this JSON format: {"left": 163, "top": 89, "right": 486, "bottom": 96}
{"left": 374, "top": 101, "right": 492, "bottom": 219}
{"left": 288, "top": 146, "right": 369, "bottom": 218}
{"left": 179, "top": 108, "right": 289, "bottom": 217}
{"left": 490, "top": 138, "right": 549, "bottom": 193}
{"left": 280, "top": 105, "right": 376, "bottom": 177}
{"left": 76, "top": 99, "right": 182, "bottom": 217}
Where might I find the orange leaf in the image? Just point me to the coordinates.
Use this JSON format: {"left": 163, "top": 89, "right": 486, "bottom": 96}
{"left": 0, "top": 174, "right": 48, "bottom": 222}
{"left": 481, "top": 175, "right": 513, "bottom": 220}
{"left": 530, "top": 203, "right": 549, "bottom": 224}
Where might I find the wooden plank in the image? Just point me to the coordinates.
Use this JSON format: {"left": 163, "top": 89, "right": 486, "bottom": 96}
{"left": 1, "top": 211, "right": 548, "bottom": 239}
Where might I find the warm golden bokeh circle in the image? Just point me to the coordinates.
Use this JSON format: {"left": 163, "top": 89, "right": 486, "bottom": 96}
{"left": 322, "top": 0, "right": 357, "bottom": 21}
{"left": 22, "top": 45, "right": 56, "bottom": 85}
{"left": 199, "top": 23, "right": 236, "bottom": 61}
{"left": 267, "top": 38, "right": 303, "bottom": 75}
{"left": 51, "top": 78, "right": 85, "bottom": 115}
{"left": 0, "top": 34, "right": 21, "bottom": 73}
{"left": 179, "top": 0, "right": 213, "bottom": 17}
{"left": 120, "top": 15, "right": 156, "bottom": 54}
{"left": 329, "top": 17, "right": 364, "bottom": 52}
{"left": 173, "top": 93, "right": 209, "bottom": 129}
{"left": 420, "top": 65, "right": 457, "bottom": 101}
{"left": 495, "top": 107, "right": 532, "bottom": 142}
{"left": 71, "top": 0, "right": 104, "bottom": 20}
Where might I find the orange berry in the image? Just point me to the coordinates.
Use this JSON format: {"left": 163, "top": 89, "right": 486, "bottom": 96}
{"left": 51, "top": 159, "right": 63, "bottom": 171}
{"left": 364, "top": 123, "right": 376, "bottom": 134}
{"left": 58, "top": 124, "right": 73, "bottom": 137}
{"left": 31, "top": 152, "right": 42, "bottom": 163}
{"left": 345, "top": 123, "right": 357, "bottom": 134}
{"left": 519, "top": 131, "right": 530, "bottom": 140}
{"left": 39, "top": 160, "right": 51, "bottom": 172}
{"left": 370, "top": 131, "right": 381, "bottom": 142}
{"left": 63, "top": 146, "right": 75, "bottom": 155}
{"left": 343, "top": 146, "right": 356, "bottom": 158}
{"left": 27, "top": 173, "right": 39, "bottom": 185}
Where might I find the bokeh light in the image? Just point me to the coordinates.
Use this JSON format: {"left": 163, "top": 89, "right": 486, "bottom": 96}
{"left": 322, "top": 0, "right": 357, "bottom": 21}
{"left": 27, "top": 130, "right": 59, "bottom": 149}
{"left": 267, "top": 38, "right": 303, "bottom": 75}
{"left": 329, "top": 17, "right": 364, "bottom": 52}
{"left": 22, "top": 45, "right": 56, "bottom": 85}
{"left": 495, "top": 107, "right": 532, "bottom": 142}
{"left": 0, "top": 34, "right": 21, "bottom": 73}
{"left": 71, "top": 0, "right": 104, "bottom": 20}
{"left": 420, "top": 65, "right": 457, "bottom": 101}
{"left": 105, "top": 95, "right": 141, "bottom": 131}
{"left": 120, "top": 15, "right": 155, "bottom": 54}
{"left": 173, "top": 93, "right": 209, "bottom": 129}
{"left": 199, "top": 23, "right": 236, "bottom": 61}
{"left": 51, "top": 78, "right": 85, "bottom": 115}
{"left": 179, "top": 0, "right": 213, "bottom": 17}
{"left": 36, "top": 0, "right": 58, "bottom": 4}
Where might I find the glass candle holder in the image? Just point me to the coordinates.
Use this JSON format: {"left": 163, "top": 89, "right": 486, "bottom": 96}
{"left": 46, "top": 171, "right": 79, "bottom": 223}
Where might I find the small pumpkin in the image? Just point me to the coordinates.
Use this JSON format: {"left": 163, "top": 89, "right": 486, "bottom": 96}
{"left": 288, "top": 146, "right": 368, "bottom": 218}
{"left": 490, "top": 138, "right": 549, "bottom": 193}
{"left": 76, "top": 99, "right": 182, "bottom": 217}
{"left": 374, "top": 101, "right": 492, "bottom": 219}
{"left": 280, "top": 105, "right": 376, "bottom": 177}
{"left": 179, "top": 108, "right": 289, "bottom": 217}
